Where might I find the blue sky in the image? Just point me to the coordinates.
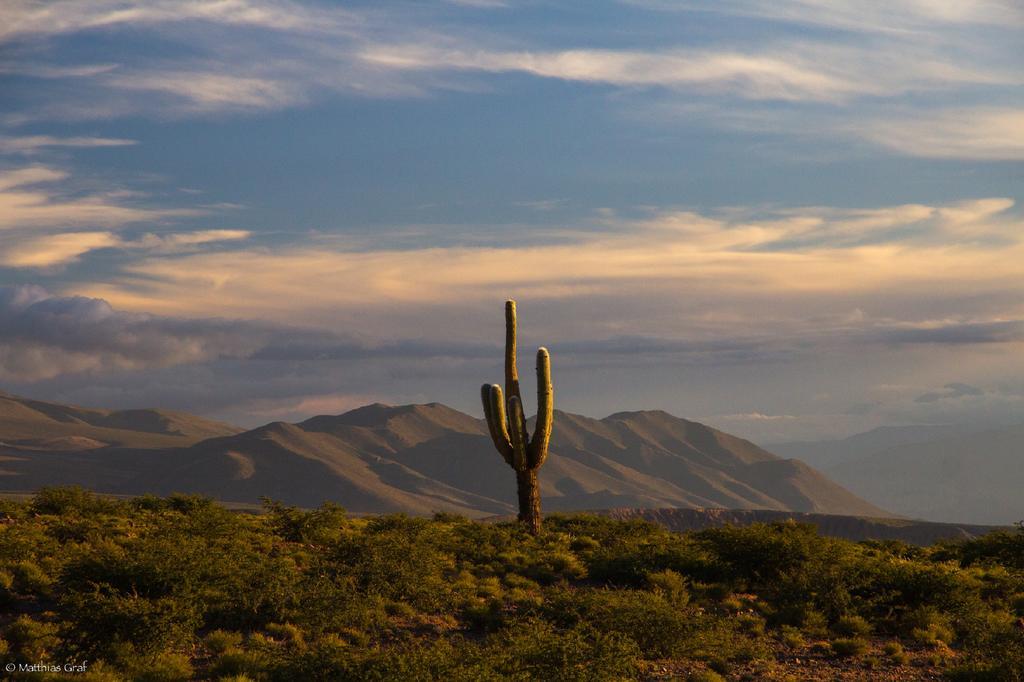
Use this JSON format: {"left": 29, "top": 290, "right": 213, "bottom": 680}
{"left": 0, "top": 0, "right": 1022, "bottom": 441}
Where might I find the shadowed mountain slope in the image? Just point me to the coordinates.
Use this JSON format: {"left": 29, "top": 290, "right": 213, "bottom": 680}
{"left": 0, "top": 394, "right": 885, "bottom": 518}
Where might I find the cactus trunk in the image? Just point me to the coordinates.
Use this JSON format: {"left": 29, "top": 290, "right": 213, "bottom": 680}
{"left": 480, "top": 300, "right": 553, "bottom": 535}
{"left": 516, "top": 469, "right": 541, "bottom": 534}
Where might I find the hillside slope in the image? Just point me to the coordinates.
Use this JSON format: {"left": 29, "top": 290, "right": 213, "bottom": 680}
{"left": 0, "top": 391, "right": 241, "bottom": 448}
{"left": 0, "top": 394, "right": 886, "bottom": 518}
{"left": 771, "top": 423, "right": 1024, "bottom": 524}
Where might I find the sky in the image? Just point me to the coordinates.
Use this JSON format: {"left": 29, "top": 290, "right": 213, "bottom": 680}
{"left": 0, "top": 0, "right": 1022, "bottom": 442}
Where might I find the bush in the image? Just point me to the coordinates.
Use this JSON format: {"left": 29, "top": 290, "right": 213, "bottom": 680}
{"left": 834, "top": 614, "right": 871, "bottom": 637}
{"left": 0, "top": 494, "right": 1020, "bottom": 680}
{"left": 780, "top": 625, "right": 804, "bottom": 649}
{"left": 205, "top": 630, "right": 244, "bottom": 655}
{"left": 4, "top": 616, "right": 59, "bottom": 661}
{"left": 831, "top": 638, "right": 868, "bottom": 657}
{"left": 30, "top": 486, "right": 122, "bottom": 516}
{"left": 543, "top": 588, "right": 692, "bottom": 658}
{"left": 689, "top": 672, "right": 726, "bottom": 682}
{"left": 646, "top": 569, "right": 689, "bottom": 606}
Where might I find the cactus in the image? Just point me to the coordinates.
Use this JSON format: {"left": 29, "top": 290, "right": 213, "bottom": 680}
{"left": 481, "top": 300, "right": 552, "bottom": 535}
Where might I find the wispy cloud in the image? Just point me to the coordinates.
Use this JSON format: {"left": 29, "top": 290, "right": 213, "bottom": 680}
{"left": 0, "top": 165, "right": 199, "bottom": 230}
{"left": 0, "top": 0, "right": 355, "bottom": 42}
{"left": 0, "top": 135, "right": 137, "bottom": 154}
{"left": 0, "top": 164, "right": 247, "bottom": 267}
{"left": 852, "top": 108, "right": 1024, "bottom": 160}
{"left": 915, "top": 382, "right": 986, "bottom": 403}
{"left": 627, "top": 0, "right": 1024, "bottom": 33}
{"left": 0, "top": 231, "right": 121, "bottom": 268}
{"left": 358, "top": 40, "right": 1012, "bottom": 103}
{"left": 107, "top": 71, "right": 304, "bottom": 112}
{"left": 0, "top": 229, "right": 250, "bottom": 268}
{"left": 2, "top": 0, "right": 1017, "bottom": 127}
{"left": 75, "top": 198, "right": 1024, "bottom": 350}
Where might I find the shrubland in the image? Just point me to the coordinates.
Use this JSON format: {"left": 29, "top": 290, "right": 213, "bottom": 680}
{"left": 1, "top": 487, "right": 1022, "bottom": 680}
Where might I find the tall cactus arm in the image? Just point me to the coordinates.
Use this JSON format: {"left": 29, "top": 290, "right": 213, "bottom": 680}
{"left": 507, "top": 395, "right": 529, "bottom": 472}
{"left": 505, "top": 300, "right": 522, "bottom": 403}
{"left": 528, "top": 347, "right": 553, "bottom": 468}
{"left": 482, "top": 384, "right": 514, "bottom": 466}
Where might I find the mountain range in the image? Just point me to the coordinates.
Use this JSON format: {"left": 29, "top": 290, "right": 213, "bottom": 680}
{"left": 771, "top": 424, "right": 1024, "bottom": 525}
{"left": 0, "top": 391, "right": 884, "bottom": 518}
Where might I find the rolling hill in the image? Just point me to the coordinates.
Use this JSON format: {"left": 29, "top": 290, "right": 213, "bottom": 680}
{"left": 0, "top": 390, "right": 241, "bottom": 448}
{"left": 0, "top": 394, "right": 885, "bottom": 518}
{"left": 771, "top": 423, "right": 1024, "bottom": 524}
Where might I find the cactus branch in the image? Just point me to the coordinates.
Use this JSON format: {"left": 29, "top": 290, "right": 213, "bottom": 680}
{"left": 481, "top": 384, "right": 514, "bottom": 466}
{"left": 528, "top": 347, "right": 553, "bottom": 469}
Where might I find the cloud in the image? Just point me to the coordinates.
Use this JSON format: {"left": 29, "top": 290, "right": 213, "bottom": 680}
{"left": 107, "top": 71, "right": 304, "bottom": 112}
{"left": 61, "top": 197, "right": 1024, "bottom": 374}
{"left": 2, "top": 0, "right": 1016, "bottom": 122}
{"left": 0, "top": 164, "right": 200, "bottom": 230}
{"left": 0, "top": 284, "right": 275, "bottom": 380}
{"left": 853, "top": 108, "right": 1024, "bottom": 160}
{"left": 706, "top": 412, "right": 797, "bottom": 421}
{"left": 0, "top": 164, "right": 249, "bottom": 268}
{"left": 915, "top": 382, "right": 986, "bottom": 403}
{"left": 0, "top": 0, "right": 353, "bottom": 43}
{"left": 0, "top": 229, "right": 250, "bottom": 268}
{"left": 0, "top": 135, "right": 137, "bottom": 154}
{"left": 361, "top": 46, "right": 865, "bottom": 102}
{"left": 0, "top": 285, "right": 502, "bottom": 382}
{"left": 628, "top": 0, "right": 1024, "bottom": 33}
{"left": 359, "top": 40, "right": 1012, "bottom": 103}
{"left": 0, "top": 231, "right": 121, "bottom": 267}
{"left": 876, "top": 320, "right": 1024, "bottom": 346}
{"left": 0, "top": 284, "right": 343, "bottom": 382}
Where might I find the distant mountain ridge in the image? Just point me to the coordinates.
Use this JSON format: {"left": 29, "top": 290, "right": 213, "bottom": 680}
{"left": 0, "top": 391, "right": 242, "bottom": 448}
{"left": 771, "top": 423, "right": 1024, "bottom": 524}
{"left": 0, "top": 393, "right": 885, "bottom": 518}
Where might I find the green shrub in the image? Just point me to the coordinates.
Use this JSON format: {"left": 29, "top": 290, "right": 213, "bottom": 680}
{"left": 688, "top": 672, "right": 726, "bottom": 682}
{"left": 901, "top": 606, "right": 955, "bottom": 645}
{"left": 834, "top": 614, "right": 871, "bottom": 637}
{"left": 262, "top": 499, "right": 346, "bottom": 544}
{"left": 4, "top": 616, "right": 60, "bottom": 661}
{"left": 780, "top": 625, "right": 804, "bottom": 649}
{"left": 205, "top": 630, "right": 244, "bottom": 655}
{"left": 121, "top": 651, "right": 193, "bottom": 682}
{"left": 265, "top": 622, "right": 305, "bottom": 648}
{"left": 30, "top": 486, "right": 122, "bottom": 516}
{"left": 11, "top": 560, "right": 53, "bottom": 597}
{"left": 0, "top": 494, "right": 1021, "bottom": 680}
{"left": 543, "top": 588, "right": 692, "bottom": 658}
{"left": 646, "top": 569, "right": 689, "bottom": 606}
{"left": 211, "top": 649, "right": 272, "bottom": 679}
{"left": 831, "top": 637, "right": 868, "bottom": 657}
{"left": 809, "top": 640, "right": 832, "bottom": 655}
{"left": 59, "top": 589, "right": 201, "bottom": 659}
{"left": 0, "top": 568, "right": 14, "bottom": 607}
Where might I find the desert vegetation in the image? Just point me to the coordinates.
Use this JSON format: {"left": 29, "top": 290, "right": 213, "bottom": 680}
{"left": 481, "top": 300, "right": 553, "bottom": 534}
{"left": 1, "top": 487, "right": 1023, "bottom": 680}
